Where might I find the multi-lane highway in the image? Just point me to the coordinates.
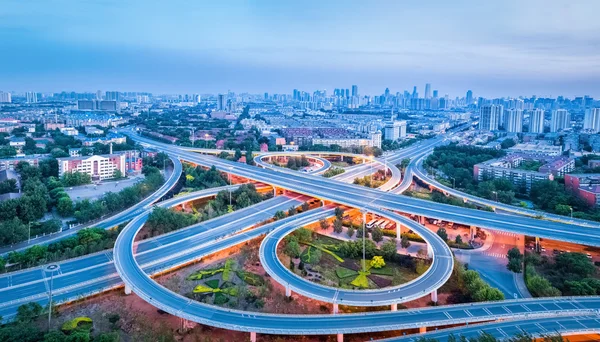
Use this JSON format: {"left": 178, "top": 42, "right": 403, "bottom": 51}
{"left": 0, "top": 187, "right": 303, "bottom": 319}
{"left": 411, "top": 153, "right": 600, "bottom": 228}
{"left": 0, "top": 156, "right": 184, "bottom": 255}
{"left": 129, "top": 131, "right": 600, "bottom": 247}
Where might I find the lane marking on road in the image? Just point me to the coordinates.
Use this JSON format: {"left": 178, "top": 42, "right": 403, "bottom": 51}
{"left": 465, "top": 309, "right": 473, "bottom": 317}
{"left": 535, "top": 323, "right": 548, "bottom": 332}
{"left": 483, "top": 307, "right": 493, "bottom": 315}
{"left": 521, "top": 304, "right": 532, "bottom": 312}
{"left": 502, "top": 305, "right": 512, "bottom": 313}
{"left": 443, "top": 311, "right": 452, "bottom": 319}
{"left": 497, "top": 328, "right": 509, "bottom": 337}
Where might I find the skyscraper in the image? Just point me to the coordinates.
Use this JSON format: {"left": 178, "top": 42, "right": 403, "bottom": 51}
{"left": 217, "top": 94, "right": 226, "bottom": 111}
{"left": 412, "top": 86, "right": 418, "bottom": 99}
{"left": 432, "top": 90, "right": 438, "bottom": 98}
{"left": 479, "top": 105, "right": 503, "bottom": 131}
{"left": 0, "top": 91, "right": 11, "bottom": 103}
{"left": 351, "top": 85, "right": 358, "bottom": 97}
{"left": 584, "top": 108, "right": 600, "bottom": 133}
{"left": 105, "top": 91, "right": 120, "bottom": 102}
{"left": 529, "top": 109, "right": 545, "bottom": 133}
{"left": 504, "top": 109, "right": 523, "bottom": 133}
{"left": 424, "top": 83, "right": 431, "bottom": 99}
{"left": 26, "top": 91, "right": 38, "bottom": 103}
{"left": 466, "top": 90, "right": 473, "bottom": 105}
{"left": 550, "top": 109, "right": 571, "bottom": 132}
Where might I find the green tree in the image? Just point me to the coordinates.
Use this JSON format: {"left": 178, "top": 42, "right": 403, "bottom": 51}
{"left": 333, "top": 218, "right": 343, "bottom": 234}
{"left": 506, "top": 247, "right": 523, "bottom": 273}
{"left": 346, "top": 226, "right": 355, "bottom": 238}
{"left": 436, "top": 228, "right": 448, "bottom": 242}
{"left": 319, "top": 219, "right": 329, "bottom": 231}
{"left": 454, "top": 235, "right": 463, "bottom": 245}
{"left": 371, "top": 227, "right": 383, "bottom": 243}
{"left": 284, "top": 239, "right": 301, "bottom": 258}
{"left": 57, "top": 196, "right": 74, "bottom": 217}
{"left": 381, "top": 239, "right": 397, "bottom": 260}
{"left": 400, "top": 235, "right": 411, "bottom": 249}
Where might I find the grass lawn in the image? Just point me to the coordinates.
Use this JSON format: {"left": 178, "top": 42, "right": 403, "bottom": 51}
{"left": 287, "top": 235, "right": 420, "bottom": 290}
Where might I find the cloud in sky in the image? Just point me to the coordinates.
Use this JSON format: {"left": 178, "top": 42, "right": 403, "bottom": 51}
{"left": 1, "top": 0, "right": 599, "bottom": 97}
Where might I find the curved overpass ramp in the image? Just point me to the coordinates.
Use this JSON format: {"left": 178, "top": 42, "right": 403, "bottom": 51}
{"left": 259, "top": 207, "right": 453, "bottom": 306}
{"left": 412, "top": 154, "right": 600, "bottom": 228}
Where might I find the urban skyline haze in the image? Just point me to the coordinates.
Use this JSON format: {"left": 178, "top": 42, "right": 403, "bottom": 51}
{"left": 1, "top": 0, "right": 599, "bottom": 97}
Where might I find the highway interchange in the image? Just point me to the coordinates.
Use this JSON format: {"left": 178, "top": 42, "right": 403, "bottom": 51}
{"left": 2, "top": 128, "right": 600, "bottom": 340}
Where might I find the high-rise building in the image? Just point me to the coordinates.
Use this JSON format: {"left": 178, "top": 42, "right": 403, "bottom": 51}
{"left": 550, "top": 109, "right": 571, "bottom": 132}
{"left": 383, "top": 121, "right": 407, "bottom": 141}
{"left": 479, "top": 105, "right": 503, "bottom": 131}
{"left": 26, "top": 91, "right": 38, "bottom": 103}
{"left": 351, "top": 85, "right": 358, "bottom": 97}
{"left": 0, "top": 91, "right": 11, "bottom": 103}
{"left": 424, "top": 83, "right": 431, "bottom": 99}
{"left": 96, "top": 90, "right": 103, "bottom": 100}
{"left": 466, "top": 90, "right": 473, "bottom": 105}
{"left": 411, "top": 86, "right": 418, "bottom": 99}
{"left": 432, "top": 90, "right": 438, "bottom": 98}
{"left": 529, "top": 109, "right": 545, "bottom": 133}
{"left": 105, "top": 91, "right": 120, "bottom": 102}
{"left": 584, "top": 108, "right": 600, "bottom": 133}
{"left": 504, "top": 109, "right": 523, "bottom": 133}
{"left": 217, "top": 94, "right": 226, "bottom": 111}
{"left": 370, "top": 131, "right": 382, "bottom": 149}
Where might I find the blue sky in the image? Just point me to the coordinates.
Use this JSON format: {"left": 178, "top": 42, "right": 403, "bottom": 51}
{"left": 1, "top": 0, "right": 599, "bottom": 97}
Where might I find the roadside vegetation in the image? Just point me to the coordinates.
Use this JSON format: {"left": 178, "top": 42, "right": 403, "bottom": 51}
{"left": 524, "top": 251, "right": 600, "bottom": 297}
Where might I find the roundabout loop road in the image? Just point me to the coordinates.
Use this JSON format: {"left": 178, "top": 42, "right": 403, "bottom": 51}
{"left": 253, "top": 152, "right": 332, "bottom": 175}
{"left": 259, "top": 206, "right": 453, "bottom": 306}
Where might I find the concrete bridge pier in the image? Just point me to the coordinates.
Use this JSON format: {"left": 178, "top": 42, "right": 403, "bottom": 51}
{"left": 419, "top": 327, "right": 427, "bottom": 333}
{"left": 250, "top": 332, "right": 257, "bottom": 342}
{"left": 391, "top": 303, "right": 398, "bottom": 311}
{"left": 535, "top": 236, "right": 540, "bottom": 252}
{"left": 427, "top": 244, "right": 433, "bottom": 259}
{"left": 337, "top": 333, "right": 344, "bottom": 342}
{"left": 419, "top": 216, "right": 425, "bottom": 225}
{"left": 333, "top": 303, "right": 339, "bottom": 314}
{"left": 469, "top": 225, "right": 476, "bottom": 240}
{"left": 285, "top": 285, "right": 292, "bottom": 297}
{"left": 431, "top": 289, "right": 438, "bottom": 303}
{"left": 395, "top": 222, "right": 403, "bottom": 240}
{"left": 124, "top": 284, "right": 132, "bottom": 295}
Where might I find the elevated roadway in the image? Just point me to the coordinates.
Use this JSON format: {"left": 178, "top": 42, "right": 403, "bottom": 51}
{"left": 260, "top": 206, "right": 453, "bottom": 306}
{"left": 0, "top": 156, "right": 183, "bottom": 255}
{"left": 126, "top": 131, "right": 600, "bottom": 247}
{"left": 0, "top": 187, "right": 303, "bottom": 319}
{"left": 411, "top": 154, "right": 600, "bottom": 228}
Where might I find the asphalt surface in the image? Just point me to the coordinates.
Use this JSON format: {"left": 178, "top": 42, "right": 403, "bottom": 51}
{"left": 385, "top": 315, "right": 600, "bottom": 341}
{"left": 412, "top": 153, "right": 600, "bottom": 228}
{"left": 130, "top": 131, "right": 600, "bottom": 247}
{"left": 0, "top": 189, "right": 303, "bottom": 319}
{"left": 259, "top": 206, "right": 453, "bottom": 306}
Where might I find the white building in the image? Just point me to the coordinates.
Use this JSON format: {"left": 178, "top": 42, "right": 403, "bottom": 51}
{"left": 57, "top": 154, "right": 126, "bottom": 181}
{"left": 370, "top": 131, "right": 382, "bottom": 149}
{"left": 383, "top": 121, "right": 407, "bottom": 141}
{"left": 0, "top": 91, "right": 11, "bottom": 103}
{"left": 529, "top": 109, "right": 545, "bottom": 133}
{"left": 504, "top": 109, "right": 523, "bottom": 133}
{"left": 479, "top": 105, "right": 503, "bottom": 131}
{"left": 550, "top": 109, "right": 571, "bottom": 132}
{"left": 584, "top": 108, "right": 600, "bottom": 133}
{"left": 59, "top": 127, "right": 79, "bottom": 136}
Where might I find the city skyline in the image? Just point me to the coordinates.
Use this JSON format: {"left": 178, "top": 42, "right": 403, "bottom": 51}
{"left": 1, "top": 0, "right": 600, "bottom": 97}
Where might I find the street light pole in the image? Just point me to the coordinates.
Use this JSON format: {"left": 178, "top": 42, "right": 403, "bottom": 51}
{"left": 361, "top": 209, "right": 367, "bottom": 272}
{"left": 570, "top": 207, "right": 573, "bottom": 218}
{"left": 45, "top": 264, "right": 60, "bottom": 330}
{"left": 28, "top": 222, "right": 31, "bottom": 243}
